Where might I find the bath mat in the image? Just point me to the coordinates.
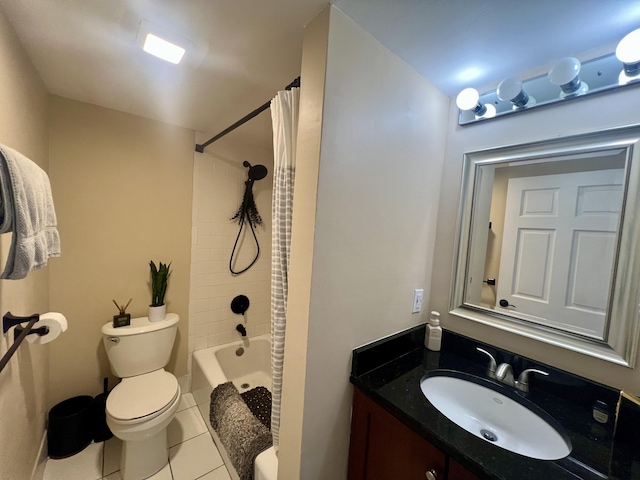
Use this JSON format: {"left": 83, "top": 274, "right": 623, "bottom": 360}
{"left": 240, "top": 386, "right": 272, "bottom": 431}
{"left": 210, "top": 382, "right": 272, "bottom": 480}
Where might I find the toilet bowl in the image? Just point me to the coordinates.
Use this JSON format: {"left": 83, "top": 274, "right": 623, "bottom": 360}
{"left": 106, "top": 369, "right": 181, "bottom": 480}
{"left": 102, "top": 313, "right": 181, "bottom": 480}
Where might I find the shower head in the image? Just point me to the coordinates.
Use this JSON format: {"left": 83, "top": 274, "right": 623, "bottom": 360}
{"left": 249, "top": 165, "right": 268, "bottom": 181}
{"left": 243, "top": 161, "right": 268, "bottom": 181}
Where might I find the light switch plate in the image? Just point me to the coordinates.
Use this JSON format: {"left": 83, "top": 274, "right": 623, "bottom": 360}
{"left": 412, "top": 289, "right": 424, "bottom": 314}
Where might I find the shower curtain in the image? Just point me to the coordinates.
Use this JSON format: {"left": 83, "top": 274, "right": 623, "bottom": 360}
{"left": 270, "top": 87, "right": 299, "bottom": 449}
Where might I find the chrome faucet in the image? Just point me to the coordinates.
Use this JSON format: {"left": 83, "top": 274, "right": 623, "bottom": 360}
{"left": 495, "top": 362, "right": 515, "bottom": 385}
{"left": 476, "top": 347, "right": 549, "bottom": 392}
{"left": 476, "top": 347, "right": 497, "bottom": 378}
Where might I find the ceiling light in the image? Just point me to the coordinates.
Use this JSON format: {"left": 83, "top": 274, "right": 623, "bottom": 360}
{"left": 143, "top": 33, "right": 186, "bottom": 64}
{"left": 497, "top": 77, "right": 535, "bottom": 109}
{"left": 548, "top": 57, "right": 588, "bottom": 98}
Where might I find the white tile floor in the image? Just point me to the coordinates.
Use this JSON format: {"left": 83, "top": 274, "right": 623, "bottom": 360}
{"left": 43, "top": 394, "right": 231, "bottom": 480}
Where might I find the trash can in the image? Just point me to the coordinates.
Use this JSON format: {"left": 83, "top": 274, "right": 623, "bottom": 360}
{"left": 91, "top": 378, "right": 113, "bottom": 442}
{"left": 47, "top": 395, "right": 94, "bottom": 458}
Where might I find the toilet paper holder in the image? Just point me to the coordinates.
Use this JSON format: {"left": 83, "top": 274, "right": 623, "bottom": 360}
{"left": 2, "top": 312, "right": 48, "bottom": 339}
{"left": 0, "top": 312, "right": 50, "bottom": 374}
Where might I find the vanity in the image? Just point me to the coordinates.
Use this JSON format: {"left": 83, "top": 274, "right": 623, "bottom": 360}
{"left": 348, "top": 324, "right": 638, "bottom": 480}
{"left": 347, "top": 125, "right": 640, "bottom": 479}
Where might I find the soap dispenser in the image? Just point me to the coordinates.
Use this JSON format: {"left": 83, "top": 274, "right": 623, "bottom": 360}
{"left": 425, "top": 311, "right": 442, "bottom": 351}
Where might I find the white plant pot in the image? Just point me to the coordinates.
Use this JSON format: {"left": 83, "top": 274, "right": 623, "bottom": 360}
{"left": 148, "top": 304, "right": 167, "bottom": 322}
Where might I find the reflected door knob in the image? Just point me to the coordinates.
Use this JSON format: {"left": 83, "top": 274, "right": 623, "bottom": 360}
{"left": 425, "top": 469, "right": 437, "bottom": 480}
{"left": 499, "top": 299, "right": 516, "bottom": 309}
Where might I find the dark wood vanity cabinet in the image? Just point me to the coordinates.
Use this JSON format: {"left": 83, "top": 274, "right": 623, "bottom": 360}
{"left": 447, "top": 459, "right": 481, "bottom": 480}
{"left": 348, "top": 388, "right": 480, "bottom": 480}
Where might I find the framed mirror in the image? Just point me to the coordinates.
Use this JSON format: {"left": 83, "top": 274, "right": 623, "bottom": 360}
{"left": 450, "top": 125, "right": 640, "bottom": 367}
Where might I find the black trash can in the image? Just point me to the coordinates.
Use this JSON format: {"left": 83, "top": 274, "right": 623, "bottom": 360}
{"left": 91, "top": 378, "right": 113, "bottom": 442}
{"left": 47, "top": 395, "right": 94, "bottom": 458}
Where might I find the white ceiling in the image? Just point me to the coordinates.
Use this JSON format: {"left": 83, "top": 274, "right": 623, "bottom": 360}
{"left": 2, "top": 1, "right": 640, "bottom": 149}
{"left": 335, "top": 0, "right": 640, "bottom": 96}
{"left": 0, "top": 0, "right": 327, "bottom": 148}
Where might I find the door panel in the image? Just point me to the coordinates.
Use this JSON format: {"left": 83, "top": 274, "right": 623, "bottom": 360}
{"left": 497, "top": 168, "right": 623, "bottom": 339}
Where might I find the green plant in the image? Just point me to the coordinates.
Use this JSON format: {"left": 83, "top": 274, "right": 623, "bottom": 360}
{"left": 149, "top": 261, "right": 171, "bottom": 307}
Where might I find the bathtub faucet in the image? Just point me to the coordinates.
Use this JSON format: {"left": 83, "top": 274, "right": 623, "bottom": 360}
{"left": 235, "top": 324, "right": 247, "bottom": 337}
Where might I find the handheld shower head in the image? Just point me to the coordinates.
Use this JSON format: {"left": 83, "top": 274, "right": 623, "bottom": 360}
{"left": 243, "top": 161, "right": 268, "bottom": 181}
{"left": 249, "top": 164, "right": 268, "bottom": 181}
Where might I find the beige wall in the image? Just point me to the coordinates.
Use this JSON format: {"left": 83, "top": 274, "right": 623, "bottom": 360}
{"left": 0, "top": 7, "right": 51, "bottom": 480}
{"left": 431, "top": 83, "right": 640, "bottom": 394}
{"left": 48, "top": 97, "right": 194, "bottom": 406}
{"left": 189, "top": 132, "right": 272, "bottom": 375}
{"left": 279, "top": 6, "right": 450, "bottom": 478}
{"left": 278, "top": 7, "right": 328, "bottom": 478}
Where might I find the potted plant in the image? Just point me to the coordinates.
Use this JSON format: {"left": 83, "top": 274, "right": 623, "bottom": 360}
{"left": 149, "top": 261, "right": 171, "bottom": 322}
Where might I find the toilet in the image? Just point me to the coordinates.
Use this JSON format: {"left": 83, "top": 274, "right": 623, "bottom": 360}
{"left": 102, "top": 313, "right": 181, "bottom": 480}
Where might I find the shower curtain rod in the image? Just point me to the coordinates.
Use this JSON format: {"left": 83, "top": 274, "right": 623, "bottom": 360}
{"left": 195, "top": 77, "right": 301, "bottom": 153}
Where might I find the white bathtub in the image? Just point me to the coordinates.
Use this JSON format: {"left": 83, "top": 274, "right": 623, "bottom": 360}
{"left": 192, "top": 334, "right": 278, "bottom": 480}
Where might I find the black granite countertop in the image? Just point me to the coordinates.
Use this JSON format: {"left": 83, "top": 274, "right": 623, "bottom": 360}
{"left": 350, "top": 325, "right": 624, "bottom": 480}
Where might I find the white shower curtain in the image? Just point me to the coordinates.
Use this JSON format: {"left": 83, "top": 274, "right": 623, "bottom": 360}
{"left": 270, "top": 87, "right": 299, "bottom": 448}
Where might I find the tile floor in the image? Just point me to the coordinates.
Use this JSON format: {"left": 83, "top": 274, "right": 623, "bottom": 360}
{"left": 43, "top": 393, "right": 231, "bottom": 480}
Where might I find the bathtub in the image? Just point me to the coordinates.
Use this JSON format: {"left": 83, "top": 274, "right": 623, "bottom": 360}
{"left": 192, "top": 334, "right": 277, "bottom": 480}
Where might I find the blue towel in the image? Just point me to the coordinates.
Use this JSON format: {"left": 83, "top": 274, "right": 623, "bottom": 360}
{"left": 0, "top": 144, "right": 60, "bottom": 279}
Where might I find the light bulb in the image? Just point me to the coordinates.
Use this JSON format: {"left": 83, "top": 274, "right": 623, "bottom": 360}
{"left": 456, "top": 88, "right": 480, "bottom": 110}
{"left": 619, "top": 70, "right": 640, "bottom": 86}
{"left": 548, "top": 57, "right": 588, "bottom": 98}
{"left": 482, "top": 104, "right": 497, "bottom": 119}
{"left": 616, "top": 28, "right": 640, "bottom": 76}
{"left": 456, "top": 88, "right": 487, "bottom": 116}
{"left": 497, "top": 77, "right": 535, "bottom": 109}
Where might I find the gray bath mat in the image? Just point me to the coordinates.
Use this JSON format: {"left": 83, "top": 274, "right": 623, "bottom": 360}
{"left": 240, "top": 386, "right": 272, "bottom": 431}
{"left": 210, "top": 382, "right": 272, "bottom": 480}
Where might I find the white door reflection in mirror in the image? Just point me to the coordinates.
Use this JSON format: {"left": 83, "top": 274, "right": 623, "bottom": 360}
{"left": 496, "top": 169, "right": 624, "bottom": 340}
{"left": 451, "top": 125, "right": 640, "bottom": 367}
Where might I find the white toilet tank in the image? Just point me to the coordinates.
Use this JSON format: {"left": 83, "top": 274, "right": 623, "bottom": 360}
{"left": 102, "top": 313, "right": 179, "bottom": 378}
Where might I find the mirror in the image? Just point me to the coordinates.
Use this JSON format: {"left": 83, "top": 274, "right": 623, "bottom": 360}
{"left": 451, "top": 125, "right": 640, "bottom": 367}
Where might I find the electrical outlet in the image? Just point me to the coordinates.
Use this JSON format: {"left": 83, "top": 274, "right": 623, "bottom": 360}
{"left": 412, "top": 289, "right": 424, "bottom": 314}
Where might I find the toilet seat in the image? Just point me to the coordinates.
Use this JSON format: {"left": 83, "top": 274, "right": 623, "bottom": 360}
{"left": 107, "top": 369, "right": 179, "bottom": 423}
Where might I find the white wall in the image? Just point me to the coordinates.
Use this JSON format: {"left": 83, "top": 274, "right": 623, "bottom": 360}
{"left": 431, "top": 84, "right": 640, "bottom": 393}
{"left": 188, "top": 133, "right": 272, "bottom": 375}
{"left": 279, "top": 6, "right": 450, "bottom": 478}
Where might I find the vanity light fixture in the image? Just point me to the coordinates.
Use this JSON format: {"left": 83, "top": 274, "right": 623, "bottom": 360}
{"left": 616, "top": 28, "right": 640, "bottom": 85}
{"left": 456, "top": 88, "right": 496, "bottom": 119}
{"left": 457, "top": 27, "right": 640, "bottom": 125}
{"left": 548, "top": 57, "right": 589, "bottom": 98}
{"left": 142, "top": 33, "right": 186, "bottom": 64}
{"left": 496, "top": 77, "right": 535, "bottom": 109}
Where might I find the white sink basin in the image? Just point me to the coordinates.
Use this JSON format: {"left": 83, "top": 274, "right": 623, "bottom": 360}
{"left": 420, "top": 371, "right": 572, "bottom": 460}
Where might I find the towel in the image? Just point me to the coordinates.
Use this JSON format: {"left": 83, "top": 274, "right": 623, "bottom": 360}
{"left": 0, "top": 144, "right": 60, "bottom": 279}
{"left": 210, "top": 382, "right": 273, "bottom": 480}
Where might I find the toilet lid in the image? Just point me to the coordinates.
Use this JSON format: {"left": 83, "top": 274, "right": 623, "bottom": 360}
{"left": 107, "top": 370, "right": 179, "bottom": 421}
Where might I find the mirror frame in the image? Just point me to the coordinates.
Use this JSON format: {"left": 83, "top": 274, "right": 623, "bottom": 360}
{"left": 450, "top": 124, "right": 640, "bottom": 367}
